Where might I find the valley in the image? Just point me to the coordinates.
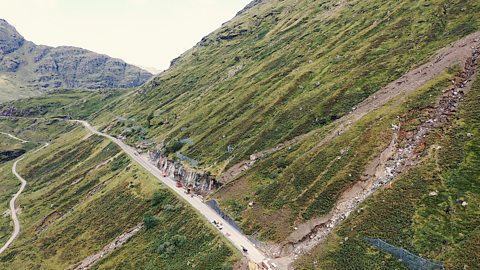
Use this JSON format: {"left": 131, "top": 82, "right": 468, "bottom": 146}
{"left": 0, "top": 0, "right": 479, "bottom": 269}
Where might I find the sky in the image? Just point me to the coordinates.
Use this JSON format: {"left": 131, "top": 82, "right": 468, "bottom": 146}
{"left": 0, "top": 0, "right": 252, "bottom": 72}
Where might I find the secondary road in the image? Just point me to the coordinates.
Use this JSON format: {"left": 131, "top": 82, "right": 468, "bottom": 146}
{"left": 73, "top": 120, "right": 269, "bottom": 265}
{"left": 0, "top": 132, "right": 29, "bottom": 143}
{"left": 0, "top": 134, "right": 48, "bottom": 255}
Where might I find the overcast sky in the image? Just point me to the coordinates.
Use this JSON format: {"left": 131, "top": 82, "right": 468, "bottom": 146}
{"left": 0, "top": 0, "right": 251, "bottom": 72}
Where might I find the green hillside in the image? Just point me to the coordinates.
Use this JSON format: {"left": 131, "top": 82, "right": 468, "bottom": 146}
{"left": 0, "top": 162, "right": 18, "bottom": 248}
{"left": 213, "top": 67, "right": 460, "bottom": 240}
{"left": 0, "top": 119, "right": 71, "bottom": 251}
{"left": 0, "top": 120, "right": 238, "bottom": 269}
{"left": 103, "top": 0, "right": 479, "bottom": 174}
{"left": 296, "top": 72, "right": 480, "bottom": 270}
{"left": 94, "top": 0, "right": 479, "bottom": 254}
{"left": 0, "top": 0, "right": 479, "bottom": 269}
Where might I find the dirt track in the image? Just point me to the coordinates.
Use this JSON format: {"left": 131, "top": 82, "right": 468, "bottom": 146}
{"left": 69, "top": 223, "right": 144, "bottom": 270}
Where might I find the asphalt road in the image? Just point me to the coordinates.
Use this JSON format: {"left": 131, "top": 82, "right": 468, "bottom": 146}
{"left": 74, "top": 120, "right": 268, "bottom": 265}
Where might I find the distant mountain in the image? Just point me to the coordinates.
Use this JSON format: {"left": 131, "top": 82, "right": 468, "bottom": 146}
{"left": 0, "top": 19, "right": 152, "bottom": 102}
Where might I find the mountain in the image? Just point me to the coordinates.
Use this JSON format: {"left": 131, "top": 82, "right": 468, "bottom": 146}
{"left": 0, "top": 0, "right": 479, "bottom": 269}
{"left": 0, "top": 19, "right": 152, "bottom": 102}
{"left": 96, "top": 0, "right": 479, "bottom": 268}
{"left": 106, "top": 0, "right": 479, "bottom": 175}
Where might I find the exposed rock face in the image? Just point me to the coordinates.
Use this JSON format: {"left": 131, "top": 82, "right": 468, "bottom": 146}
{"left": 0, "top": 19, "right": 24, "bottom": 55}
{"left": 0, "top": 19, "right": 152, "bottom": 101}
{"left": 149, "top": 149, "right": 222, "bottom": 194}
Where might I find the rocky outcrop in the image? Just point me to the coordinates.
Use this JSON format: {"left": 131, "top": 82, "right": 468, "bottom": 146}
{"left": 0, "top": 19, "right": 24, "bottom": 55}
{"left": 0, "top": 19, "right": 152, "bottom": 101}
{"left": 149, "top": 149, "right": 221, "bottom": 194}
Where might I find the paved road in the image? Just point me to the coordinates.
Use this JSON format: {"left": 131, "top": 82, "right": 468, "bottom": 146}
{"left": 0, "top": 135, "right": 48, "bottom": 255}
{"left": 74, "top": 120, "right": 268, "bottom": 265}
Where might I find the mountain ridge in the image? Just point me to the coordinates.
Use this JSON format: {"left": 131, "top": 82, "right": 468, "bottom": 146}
{"left": 0, "top": 19, "right": 152, "bottom": 102}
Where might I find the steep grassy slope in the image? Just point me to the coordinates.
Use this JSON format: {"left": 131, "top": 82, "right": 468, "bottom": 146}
{"left": 0, "top": 118, "right": 75, "bottom": 142}
{"left": 0, "top": 1, "right": 479, "bottom": 268}
{"left": 0, "top": 119, "right": 69, "bottom": 252}
{"left": 213, "top": 67, "right": 460, "bottom": 241}
{"left": 0, "top": 135, "right": 32, "bottom": 247}
{"left": 295, "top": 72, "right": 480, "bottom": 270}
{"left": 0, "top": 123, "right": 238, "bottom": 269}
{"left": 103, "top": 0, "right": 479, "bottom": 175}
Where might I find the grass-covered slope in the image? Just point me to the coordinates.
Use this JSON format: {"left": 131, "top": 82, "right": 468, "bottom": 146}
{"left": 295, "top": 73, "right": 480, "bottom": 269}
{"left": 0, "top": 124, "right": 238, "bottom": 269}
{"left": 104, "top": 0, "right": 479, "bottom": 175}
{"left": 213, "top": 67, "right": 459, "bottom": 241}
{"left": 0, "top": 119, "right": 70, "bottom": 252}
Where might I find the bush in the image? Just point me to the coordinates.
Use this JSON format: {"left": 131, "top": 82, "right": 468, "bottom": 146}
{"left": 164, "top": 141, "right": 184, "bottom": 155}
{"left": 151, "top": 191, "right": 167, "bottom": 207}
{"left": 144, "top": 214, "right": 159, "bottom": 230}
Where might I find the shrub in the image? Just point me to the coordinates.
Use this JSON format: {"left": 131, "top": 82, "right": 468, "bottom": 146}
{"left": 144, "top": 214, "right": 159, "bottom": 230}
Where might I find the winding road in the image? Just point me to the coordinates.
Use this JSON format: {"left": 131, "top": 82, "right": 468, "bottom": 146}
{"left": 0, "top": 133, "right": 48, "bottom": 255}
{"left": 73, "top": 120, "right": 270, "bottom": 266}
